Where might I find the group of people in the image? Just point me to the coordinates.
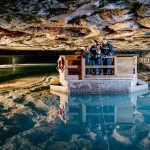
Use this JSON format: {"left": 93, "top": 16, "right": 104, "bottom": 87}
{"left": 83, "top": 37, "right": 115, "bottom": 75}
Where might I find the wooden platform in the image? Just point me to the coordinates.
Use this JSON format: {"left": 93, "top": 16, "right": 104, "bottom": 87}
{"left": 52, "top": 54, "right": 148, "bottom": 93}
{"left": 50, "top": 85, "right": 67, "bottom": 93}
{"left": 84, "top": 75, "right": 134, "bottom": 79}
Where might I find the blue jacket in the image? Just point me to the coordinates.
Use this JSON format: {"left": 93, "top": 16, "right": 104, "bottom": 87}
{"left": 95, "top": 53, "right": 103, "bottom": 59}
{"left": 90, "top": 44, "right": 101, "bottom": 59}
{"left": 83, "top": 51, "right": 91, "bottom": 59}
{"left": 83, "top": 51, "right": 92, "bottom": 65}
{"left": 101, "top": 42, "right": 115, "bottom": 56}
{"left": 90, "top": 44, "right": 100, "bottom": 55}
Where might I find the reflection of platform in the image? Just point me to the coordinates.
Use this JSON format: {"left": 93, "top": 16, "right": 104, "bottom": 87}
{"left": 68, "top": 94, "right": 132, "bottom": 105}
{"left": 67, "top": 94, "right": 135, "bottom": 125}
{"left": 51, "top": 90, "right": 148, "bottom": 125}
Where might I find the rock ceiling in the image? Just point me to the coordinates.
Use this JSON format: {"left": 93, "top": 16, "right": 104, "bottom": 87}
{"left": 0, "top": 0, "right": 149, "bottom": 51}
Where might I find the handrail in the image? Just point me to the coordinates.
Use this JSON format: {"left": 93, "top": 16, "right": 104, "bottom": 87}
{"left": 66, "top": 65, "right": 80, "bottom": 68}
{"left": 85, "top": 65, "right": 115, "bottom": 68}
{"left": 63, "top": 55, "right": 137, "bottom": 80}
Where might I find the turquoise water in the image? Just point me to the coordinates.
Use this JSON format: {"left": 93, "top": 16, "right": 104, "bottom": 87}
{"left": 0, "top": 64, "right": 150, "bottom": 149}
{"left": 57, "top": 90, "right": 150, "bottom": 150}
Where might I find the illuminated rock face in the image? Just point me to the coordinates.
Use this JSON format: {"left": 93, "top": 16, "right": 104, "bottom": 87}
{"left": 0, "top": 0, "right": 149, "bottom": 50}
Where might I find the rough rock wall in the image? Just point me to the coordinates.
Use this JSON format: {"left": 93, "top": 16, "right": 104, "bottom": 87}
{"left": 0, "top": 0, "right": 149, "bottom": 50}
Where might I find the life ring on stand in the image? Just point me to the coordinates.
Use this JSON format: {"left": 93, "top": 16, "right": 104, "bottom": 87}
{"left": 57, "top": 57, "right": 65, "bottom": 73}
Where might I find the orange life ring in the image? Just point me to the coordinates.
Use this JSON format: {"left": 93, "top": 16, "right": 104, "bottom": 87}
{"left": 57, "top": 57, "right": 65, "bottom": 73}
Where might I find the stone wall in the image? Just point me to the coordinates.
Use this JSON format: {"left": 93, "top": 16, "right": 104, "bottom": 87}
{"left": 68, "top": 80, "right": 131, "bottom": 93}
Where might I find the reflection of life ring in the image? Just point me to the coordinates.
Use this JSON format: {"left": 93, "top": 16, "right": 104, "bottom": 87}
{"left": 57, "top": 57, "right": 65, "bottom": 73}
{"left": 57, "top": 107, "right": 65, "bottom": 120}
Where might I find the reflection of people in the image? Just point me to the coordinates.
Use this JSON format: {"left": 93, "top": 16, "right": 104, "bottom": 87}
{"left": 101, "top": 37, "right": 115, "bottom": 75}
{"left": 90, "top": 40, "right": 100, "bottom": 75}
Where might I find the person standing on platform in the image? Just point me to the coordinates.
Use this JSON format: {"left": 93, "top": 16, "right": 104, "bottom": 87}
{"left": 95, "top": 49, "right": 103, "bottom": 75}
{"left": 101, "top": 37, "right": 115, "bottom": 75}
{"left": 90, "top": 40, "right": 100, "bottom": 75}
{"left": 83, "top": 46, "right": 92, "bottom": 75}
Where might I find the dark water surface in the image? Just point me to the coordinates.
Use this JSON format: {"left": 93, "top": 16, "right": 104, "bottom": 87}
{"left": 0, "top": 64, "right": 57, "bottom": 76}
{"left": 0, "top": 64, "right": 57, "bottom": 82}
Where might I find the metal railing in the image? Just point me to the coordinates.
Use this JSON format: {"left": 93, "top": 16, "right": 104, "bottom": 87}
{"left": 82, "top": 56, "right": 116, "bottom": 79}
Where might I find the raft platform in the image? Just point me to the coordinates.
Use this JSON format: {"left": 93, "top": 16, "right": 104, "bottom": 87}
{"left": 51, "top": 89, "right": 148, "bottom": 124}
{"left": 50, "top": 54, "right": 148, "bottom": 93}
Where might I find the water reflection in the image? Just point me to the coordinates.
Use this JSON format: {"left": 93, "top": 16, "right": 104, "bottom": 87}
{"left": 57, "top": 92, "right": 147, "bottom": 125}
{"left": 52, "top": 90, "right": 150, "bottom": 150}
{"left": 0, "top": 64, "right": 57, "bottom": 82}
{"left": 0, "top": 64, "right": 57, "bottom": 76}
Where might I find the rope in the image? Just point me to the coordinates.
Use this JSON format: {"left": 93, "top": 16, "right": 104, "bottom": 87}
{"left": 99, "top": 84, "right": 110, "bottom": 150}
